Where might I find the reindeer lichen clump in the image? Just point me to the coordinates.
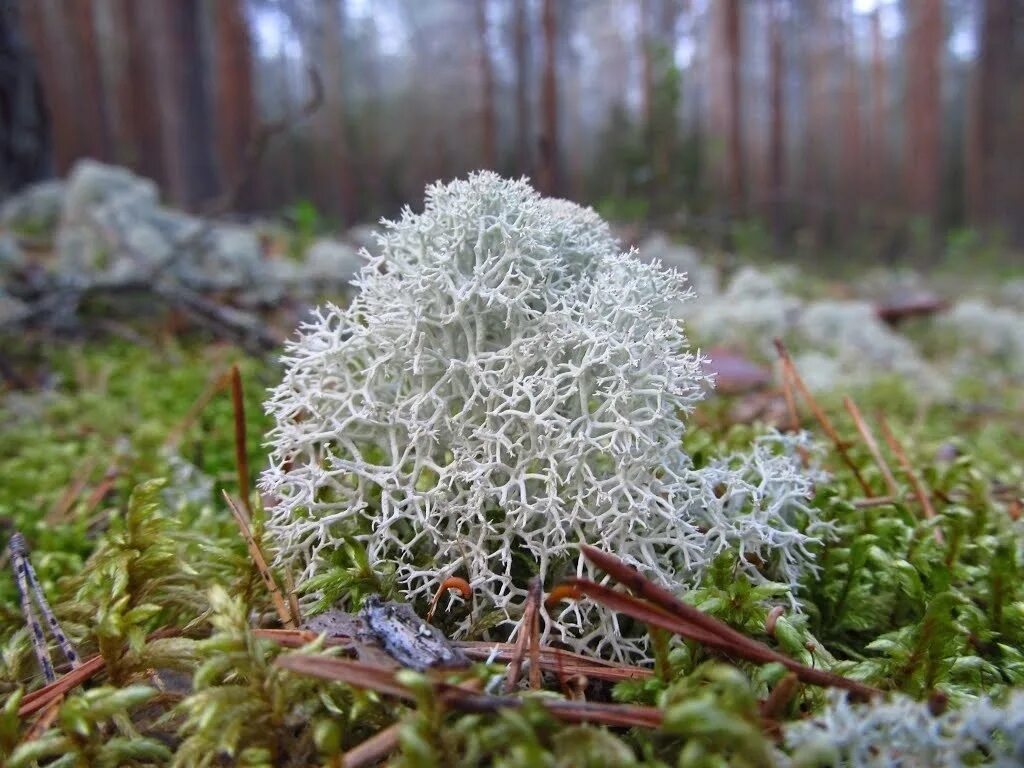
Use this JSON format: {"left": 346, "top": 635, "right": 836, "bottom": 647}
{"left": 262, "top": 173, "right": 824, "bottom": 659}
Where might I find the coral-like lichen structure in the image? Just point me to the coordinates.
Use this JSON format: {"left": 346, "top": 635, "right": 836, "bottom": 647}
{"left": 262, "top": 173, "right": 825, "bottom": 658}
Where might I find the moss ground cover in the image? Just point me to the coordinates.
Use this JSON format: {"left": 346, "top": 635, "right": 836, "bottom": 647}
{"left": 0, "top": 323, "right": 1019, "bottom": 766}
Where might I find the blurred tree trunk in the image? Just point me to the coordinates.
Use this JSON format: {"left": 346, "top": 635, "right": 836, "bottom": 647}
{"left": 538, "top": 0, "right": 559, "bottom": 196}
{"left": 839, "top": 2, "right": 862, "bottom": 234}
{"left": 800, "top": 2, "right": 828, "bottom": 238}
{"left": 868, "top": 8, "right": 886, "bottom": 214}
{"left": 0, "top": 0, "right": 52, "bottom": 194}
{"left": 710, "top": 0, "right": 743, "bottom": 215}
{"left": 905, "top": 0, "right": 942, "bottom": 223}
{"left": 69, "top": 0, "right": 110, "bottom": 161}
{"left": 212, "top": 0, "right": 255, "bottom": 205}
{"left": 640, "top": 0, "right": 653, "bottom": 127}
{"left": 141, "top": 0, "right": 218, "bottom": 207}
{"left": 767, "top": 0, "right": 785, "bottom": 238}
{"left": 513, "top": 0, "right": 531, "bottom": 174}
{"left": 651, "top": 0, "right": 681, "bottom": 207}
{"left": 24, "top": 1, "right": 79, "bottom": 173}
{"left": 316, "top": 0, "right": 358, "bottom": 224}
{"left": 120, "top": 0, "right": 165, "bottom": 184}
{"left": 966, "top": 0, "right": 1023, "bottom": 242}
{"left": 475, "top": 0, "right": 496, "bottom": 169}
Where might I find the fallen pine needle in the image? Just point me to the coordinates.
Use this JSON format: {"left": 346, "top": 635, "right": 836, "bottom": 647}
{"left": 577, "top": 544, "right": 879, "bottom": 699}
{"left": 223, "top": 490, "right": 295, "bottom": 628}
{"left": 877, "top": 414, "right": 944, "bottom": 544}
{"left": 843, "top": 396, "right": 900, "bottom": 498}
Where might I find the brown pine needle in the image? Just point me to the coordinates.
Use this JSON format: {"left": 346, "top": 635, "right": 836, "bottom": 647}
{"left": 877, "top": 414, "right": 944, "bottom": 544}
{"left": 528, "top": 580, "right": 542, "bottom": 690}
{"left": 773, "top": 339, "right": 873, "bottom": 495}
{"left": 19, "top": 655, "right": 106, "bottom": 717}
{"left": 504, "top": 578, "right": 543, "bottom": 692}
{"left": 843, "top": 396, "right": 900, "bottom": 497}
{"left": 22, "top": 694, "right": 63, "bottom": 741}
{"left": 780, "top": 364, "right": 802, "bottom": 433}
{"left": 760, "top": 672, "right": 800, "bottom": 721}
{"left": 45, "top": 457, "right": 97, "bottom": 525}
{"left": 282, "top": 568, "right": 302, "bottom": 627}
{"left": 164, "top": 365, "right": 230, "bottom": 449}
{"left": 254, "top": 629, "right": 652, "bottom": 682}
{"left": 223, "top": 491, "right": 295, "bottom": 628}
{"left": 277, "top": 655, "right": 664, "bottom": 729}
{"left": 230, "top": 364, "right": 252, "bottom": 516}
{"left": 341, "top": 722, "right": 403, "bottom": 768}
{"left": 578, "top": 544, "right": 880, "bottom": 699}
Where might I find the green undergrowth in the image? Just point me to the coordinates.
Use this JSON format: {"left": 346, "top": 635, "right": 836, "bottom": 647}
{"left": 1, "top": 337, "right": 1022, "bottom": 766}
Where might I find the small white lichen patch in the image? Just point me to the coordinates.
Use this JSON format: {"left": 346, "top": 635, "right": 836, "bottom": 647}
{"left": 262, "top": 173, "right": 827, "bottom": 659}
{"left": 692, "top": 431, "right": 834, "bottom": 597}
{"left": 683, "top": 265, "right": 802, "bottom": 354}
{"left": 941, "top": 299, "right": 1024, "bottom": 381}
{"left": 794, "top": 300, "right": 945, "bottom": 396}
{"left": 785, "top": 689, "right": 1024, "bottom": 767}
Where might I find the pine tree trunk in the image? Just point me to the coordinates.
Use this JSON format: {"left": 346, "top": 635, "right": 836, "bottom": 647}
{"left": 316, "top": 0, "right": 358, "bottom": 224}
{"left": 905, "top": 0, "right": 942, "bottom": 222}
{"left": 212, "top": 0, "right": 255, "bottom": 205}
{"left": 768, "top": 0, "right": 785, "bottom": 237}
{"left": 539, "top": 0, "right": 559, "bottom": 196}
{"left": 0, "top": 0, "right": 52, "bottom": 193}
{"left": 513, "top": 0, "right": 531, "bottom": 174}
{"left": 475, "top": 0, "right": 496, "bottom": 169}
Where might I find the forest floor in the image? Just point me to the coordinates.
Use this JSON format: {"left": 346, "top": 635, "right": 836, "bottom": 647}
{"left": 0, "top": 234, "right": 1023, "bottom": 766}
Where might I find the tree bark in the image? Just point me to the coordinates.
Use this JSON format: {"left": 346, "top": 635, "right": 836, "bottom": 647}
{"left": 24, "top": 1, "right": 80, "bottom": 173}
{"left": 966, "top": 0, "right": 1022, "bottom": 241}
{"left": 840, "top": 1, "right": 862, "bottom": 233}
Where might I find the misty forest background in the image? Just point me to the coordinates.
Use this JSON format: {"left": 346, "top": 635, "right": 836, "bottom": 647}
{"left": 3, "top": 0, "right": 1023, "bottom": 264}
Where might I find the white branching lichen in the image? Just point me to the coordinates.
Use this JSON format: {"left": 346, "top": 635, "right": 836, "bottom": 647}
{"left": 785, "top": 689, "right": 1024, "bottom": 767}
{"left": 262, "top": 173, "right": 827, "bottom": 659}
